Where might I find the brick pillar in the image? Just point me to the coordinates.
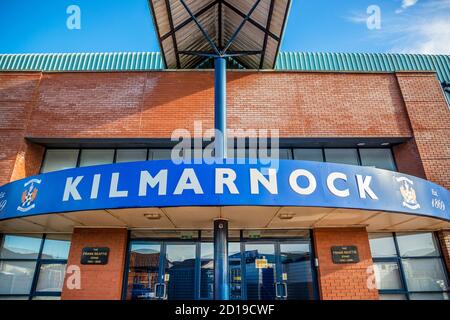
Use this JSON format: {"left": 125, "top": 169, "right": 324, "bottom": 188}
{"left": 396, "top": 72, "right": 450, "bottom": 189}
{"left": 10, "top": 141, "right": 45, "bottom": 182}
{"left": 438, "top": 231, "right": 450, "bottom": 276}
{"left": 61, "top": 228, "right": 128, "bottom": 300}
{"left": 313, "top": 228, "right": 379, "bottom": 300}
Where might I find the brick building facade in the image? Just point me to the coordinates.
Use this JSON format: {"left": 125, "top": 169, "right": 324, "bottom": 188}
{"left": 0, "top": 64, "right": 449, "bottom": 300}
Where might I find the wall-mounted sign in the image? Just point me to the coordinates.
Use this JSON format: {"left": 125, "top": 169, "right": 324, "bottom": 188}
{"left": 81, "top": 247, "right": 110, "bottom": 265}
{"left": 255, "top": 258, "right": 268, "bottom": 269}
{"left": 0, "top": 160, "right": 448, "bottom": 222}
{"left": 331, "top": 246, "right": 360, "bottom": 264}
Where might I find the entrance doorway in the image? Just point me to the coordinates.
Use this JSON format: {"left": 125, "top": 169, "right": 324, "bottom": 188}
{"left": 124, "top": 231, "right": 318, "bottom": 300}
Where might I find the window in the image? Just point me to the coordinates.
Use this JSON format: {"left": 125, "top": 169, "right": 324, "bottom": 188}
{"left": 41, "top": 150, "right": 79, "bottom": 173}
{"left": 116, "top": 149, "right": 148, "bottom": 163}
{"left": 293, "top": 149, "right": 324, "bottom": 162}
{"left": 0, "top": 234, "right": 71, "bottom": 300}
{"left": 79, "top": 149, "right": 115, "bottom": 167}
{"left": 324, "top": 148, "right": 359, "bottom": 166}
{"left": 40, "top": 147, "right": 398, "bottom": 173}
{"left": 359, "top": 149, "right": 396, "bottom": 171}
{"left": 369, "top": 232, "right": 449, "bottom": 300}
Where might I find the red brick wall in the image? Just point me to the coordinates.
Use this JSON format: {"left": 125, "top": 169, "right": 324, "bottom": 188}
{"left": 438, "top": 231, "right": 450, "bottom": 276}
{"left": 61, "top": 228, "right": 128, "bottom": 300}
{"left": 0, "top": 70, "right": 425, "bottom": 184}
{"left": 24, "top": 71, "right": 411, "bottom": 138}
{"left": 0, "top": 73, "right": 41, "bottom": 185}
{"left": 313, "top": 228, "right": 379, "bottom": 300}
{"left": 392, "top": 139, "right": 426, "bottom": 179}
{"left": 396, "top": 72, "right": 450, "bottom": 188}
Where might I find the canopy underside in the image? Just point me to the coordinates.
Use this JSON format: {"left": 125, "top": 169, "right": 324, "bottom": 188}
{"left": 149, "top": 0, "right": 291, "bottom": 69}
{"left": 1, "top": 206, "right": 449, "bottom": 233}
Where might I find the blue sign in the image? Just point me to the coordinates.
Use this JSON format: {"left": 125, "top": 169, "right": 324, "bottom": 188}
{"left": 0, "top": 160, "right": 448, "bottom": 222}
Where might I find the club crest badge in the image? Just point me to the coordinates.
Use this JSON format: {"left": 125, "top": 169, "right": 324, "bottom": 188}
{"left": 0, "top": 191, "right": 6, "bottom": 212}
{"left": 17, "top": 179, "right": 41, "bottom": 213}
{"left": 396, "top": 177, "right": 420, "bottom": 210}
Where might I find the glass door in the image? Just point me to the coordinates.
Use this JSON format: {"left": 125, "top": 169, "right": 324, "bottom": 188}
{"left": 279, "top": 242, "right": 316, "bottom": 300}
{"left": 126, "top": 242, "right": 162, "bottom": 300}
{"left": 244, "top": 243, "right": 278, "bottom": 300}
{"left": 159, "top": 243, "right": 197, "bottom": 300}
{"left": 234, "top": 241, "right": 317, "bottom": 300}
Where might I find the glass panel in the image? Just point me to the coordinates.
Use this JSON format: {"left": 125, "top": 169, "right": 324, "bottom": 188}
{"left": 379, "top": 294, "right": 407, "bottom": 300}
{"left": 401, "top": 258, "right": 448, "bottom": 292}
{"left": 359, "top": 149, "right": 396, "bottom": 171}
{"left": 369, "top": 233, "right": 397, "bottom": 258}
{"left": 324, "top": 148, "right": 359, "bottom": 166}
{"left": 244, "top": 244, "right": 276, "bottom": 300}
{"left": 41, "top": 149, "right": 79, "bottom": 173}
{"left": 200, "top": 243, "right": 214, "bottom": 299}
{"left": 258, "top": 149, "right": 292, "bottom": 160}
{"left": 396, "top": 232, "right": 440, "bottom": 257}
{"left": 149, "top": 149, "right": 173, "bottom": 160}
{"left": 201, "top": 230, "right": 240, "bottom": 241}
{"left": 35, "top": 263, "right": 66, "bottom": 292}
{"left": 126, "top": 243, "right": 161, "bottom": 300}
{"left": 0, "top": 296, "right": 29, "bottom": 300}
{"left": 41, "top": 234, "right": 71, "bottom": 260}
{"left": 373, "top": 262, "right": 403, "bottom": 290}
{"left": 130, "top": 230, "right": 198, "bottom": 240}
{"left": 164, "top": 244, "right": 196, "bottom": 300}
{"left": 0, "top": 234, "right": 42, "bottom": 259}
{"left": 116, "top": 149, "right": 148, "bottom": 163}
{"left": 32, "top": 296, "right": 61, "bottom": 300}
{"left": 229, "top": 243, "right": 242, "bottom": 300}
{"left": 243, "top": 230, "right": 310, "bottom": 240}
{"left": 0, "top": 261, "right": 36, "bottom": 295}
{"left": 280, "top": 243, "right": 314, "bottom": 300}
{"left": 79, "top": 149, "right": 114, "bottom": 167}
{"left": 293, "top": 149, "right": 324, "bottom": 162}
{"left": 409, "top": 292, "right": 449, "bottom": 300}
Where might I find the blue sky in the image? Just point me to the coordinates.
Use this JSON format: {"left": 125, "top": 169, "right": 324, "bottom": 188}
{"left": 0, "top": 0, "right": 449, "bottom": 54}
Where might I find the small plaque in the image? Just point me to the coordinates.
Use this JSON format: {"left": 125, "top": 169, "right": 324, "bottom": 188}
{"left": 81, "top": 247, "right": 110, "bottom": 265}
{"left": 255, "top": 258, "right": 268, "bottom": 269}
{"left": 331, "top": 246, "right": 359, "bottom": 264}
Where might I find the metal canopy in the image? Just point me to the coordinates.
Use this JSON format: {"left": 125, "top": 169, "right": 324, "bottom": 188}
{"left": 148, "top": 0, "right": 291, "bottom": 69}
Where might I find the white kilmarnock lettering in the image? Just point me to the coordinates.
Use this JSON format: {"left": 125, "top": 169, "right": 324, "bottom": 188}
{"left": 289, "top": 169, "right": 316, "bottom": 195}
{"left": 139, "top": 170, "right": 168, "bottom": 196}
{"left": 174, "top": 169, "right": 204, "bottom": 195}
{"left": 250, "top": 168, "right": 278, "bottom": 194}
{"left": 63, "top": 176, "right": 83, "bottom": 201}
{"left": 356, "top": 175, "right": 378, "bottom": 200}
{"left": 90, "top": 174, "right": 101, "bottom": 199}
{"left": 60, "top": 168, "right": 380, "bottom": 202}
{"left": 215, "top": 168, "right": 239, "bottom": 194}
{"left": 327, "top": 172, "right": 350, "bottom": 198}
{"left": 109, "top": 173, "right": 128, "bottom": 198}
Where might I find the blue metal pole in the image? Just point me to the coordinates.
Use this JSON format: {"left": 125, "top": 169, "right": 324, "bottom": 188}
{"left": 214, "top": 57, "right": 227, "bottom": 159}
{"left": 214, "top": 219, "right": 229, "bottom": 300}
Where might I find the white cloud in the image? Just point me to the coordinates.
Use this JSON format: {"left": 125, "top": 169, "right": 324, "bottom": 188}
{"left": 401, "top": 0, "right": 418, "bottom": 9}
{"left": 345, "top": 0, "right": 450, "bottom": 54}
{"left": 393, "top": 19, "right": 450, "bottom": 54}
{"left": 395, "top": 0, "right": 419, "bottom": 14}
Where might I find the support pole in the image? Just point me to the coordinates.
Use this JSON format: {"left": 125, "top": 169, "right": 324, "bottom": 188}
{"left": 214, "top": 219, "right": 229, "bottom": 300}
{"left": 214, "top": 57, "right": 227, "bottom": 159}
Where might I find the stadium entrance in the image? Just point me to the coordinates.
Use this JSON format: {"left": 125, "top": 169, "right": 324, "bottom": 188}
{"left": 124, "top": 230, "right": 318, "bottom": 300}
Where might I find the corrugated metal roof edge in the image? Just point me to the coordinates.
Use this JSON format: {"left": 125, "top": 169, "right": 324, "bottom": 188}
{"left": 1, "top": 51, "right": 449, "bottom": 72}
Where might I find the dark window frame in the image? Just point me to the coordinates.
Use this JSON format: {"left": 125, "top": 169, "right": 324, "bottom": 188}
{"left": 371, "top": 232, "right": 450, "bottom": 300}
{"left": 40, "top": 147, "right": 398, "bottom": 174}
{"left": 0, "top": 234, "right": 70, "bottom": 300}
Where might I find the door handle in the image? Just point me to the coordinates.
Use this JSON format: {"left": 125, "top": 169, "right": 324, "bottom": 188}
{"left": 282, "top": 282, "right": 288, "bottom": 299}
{"left": 275, "top": 282, "right": 282, "bottom": 299}
{"left": 160, "top": 283, "right": 167, "bottom": 300}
